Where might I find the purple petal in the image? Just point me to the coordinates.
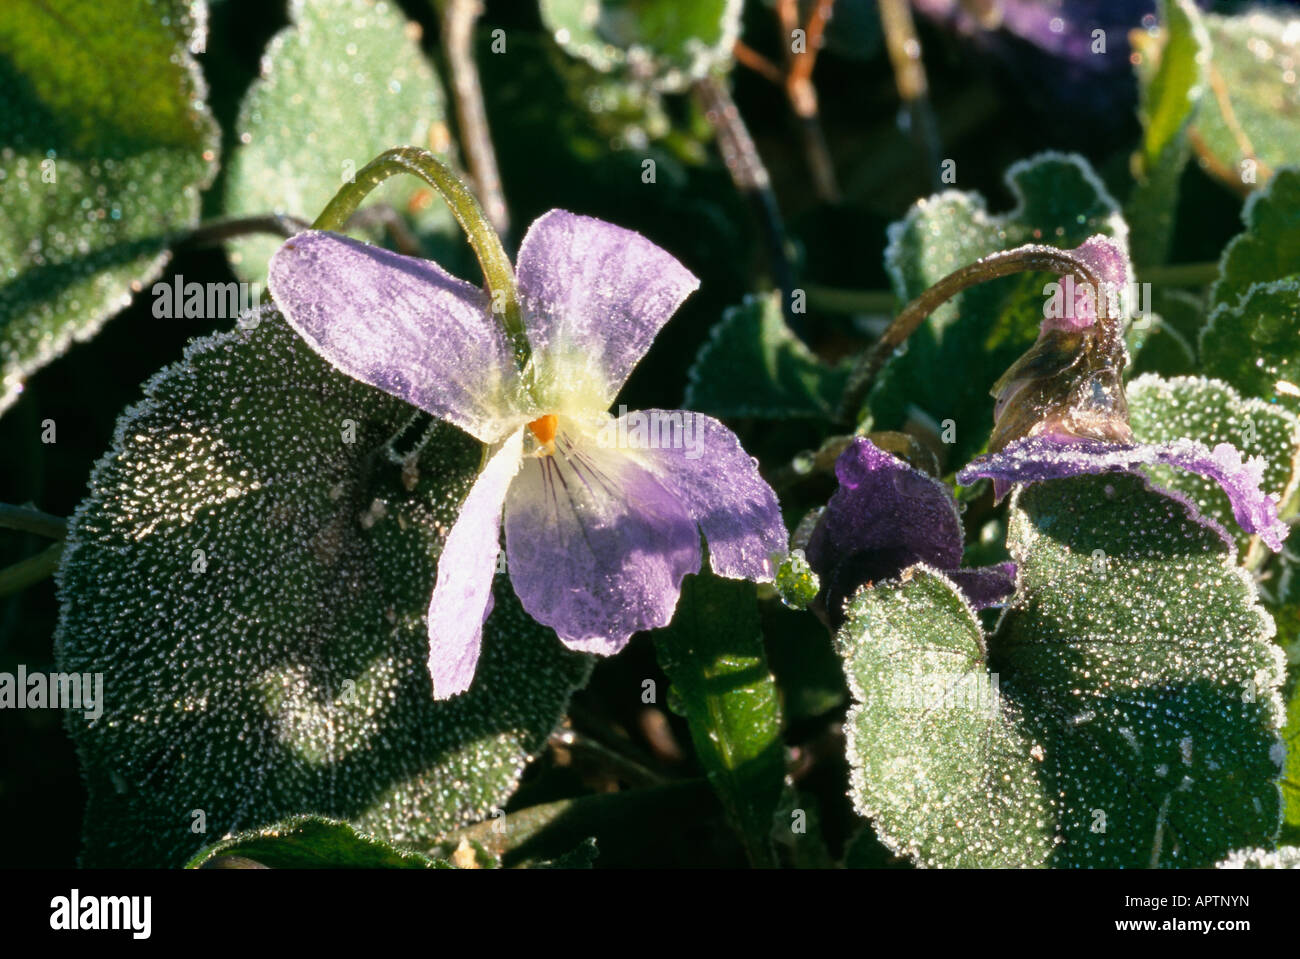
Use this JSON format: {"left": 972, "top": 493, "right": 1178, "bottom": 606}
{"left": 426, "top": 431, "right": 523, "bottom": 698}
{"left": 503, "top": 426, "right": 701, "bottom": 654}
{"left": 268, "top": 231, "right": 526, "bottom": 442}
{"left": 805, "top": 437, "right": 966, "bottom": 625}
{"left": 515, "top": 211, "right": 700, "bottom": 407}
{"left": 959, "top": 437, "right": 1289, "bottom": 551}
{"left": 945, "top": 562, "right": 1017, "bottom": 610}
{"left": 620, "top": 410, "right": 787, "bottom": 581}
{"left": 1043, "top": 234, "right": 1131, "bottom": 334}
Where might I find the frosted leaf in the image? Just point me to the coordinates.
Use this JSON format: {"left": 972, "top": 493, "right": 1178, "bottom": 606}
{"left": 185, "top": 815, "right": 452, "bottom": 869}
{"left": 54, "top": 312, "right": 590, "bottom": 867}
{"left": 539, "top": 0, "right": 743, "bottom": 93}
{"left": 1216, "top": 846, "right": 1300, "bottom": 869}
{"left": 839, "top": 474, "right": 1286, "bottom": 867}
{"left": 222, "top": 0, "right": 457, "bottom": 284}
{"left": 1207, "top": 167, "right": 1300, "bottom": 313}
{"left": 1128, "top": 374, "right": 1300, "bottom": 560}
{"left": 0, "top": 0, "right": 219, "bottom": 415}
{"left": 685, "top": 292, "right": 851, "bottom": 421}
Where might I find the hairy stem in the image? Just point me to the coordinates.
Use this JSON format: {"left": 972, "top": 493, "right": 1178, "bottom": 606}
{"left": 838, "top": 244, "right": 1121, "bottom": 422}
{"left": 310, "top": 146, "right": 528, "bottom": 371}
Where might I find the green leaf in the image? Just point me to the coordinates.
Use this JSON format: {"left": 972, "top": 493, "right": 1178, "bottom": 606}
{"left": 222, "top": 0, "right": 457, "bottom": 285}
{"left": 870, "top": 153, "right": 1129, "bottom": 464}
{"left": 54, "top": 313, "right": 590, "bottom": 867}
{"left": 1128, "top": 288, "right": 1203, "bottom": 378}
{"left": 1127, "top": 373, "right": 1300, "bottom": 560}
{"left": 1284, "top": 680, "right": 1300, "bottom": 843}
{"left": 685, "top": 293, "right": 850, "bottom": 421}
{"left": 186, "top": 815, "right": 450, "bottom": 868}
{"left": 1128, "top": 0, "right": 1208, "bottom": 266}
{"left": 1216, "top": 846, "right": 1300, "bottom": 868}
{"left": 1192, "top": 11, "right": 1300, "bottom": 193}
{"left": 1208, "top": 167, "right": 1300, "bottom": 313}
{"left": 1202, "top": 279, "right": 1300, "bottom": 415}
{"left": 0, "top": 0, "right": 219, "bottom": 415}
{"left": 539, "top": 0, "right": 742, "bottom": 93}
{"left": 839, "top": 474, "right": 1287, "bottom": 867}
{"left": 653, "top": 573, "right": 786, "bottom": 867}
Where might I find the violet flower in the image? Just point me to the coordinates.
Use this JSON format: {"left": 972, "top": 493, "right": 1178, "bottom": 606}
{"left": 268, "top": 211, "right": 787, "bottom": 697}
{"left": 959, "top": 234, "right": 1288, "bottom": 551}
{"left": 805, "top": 437, "right": 1015, "bottom": 628}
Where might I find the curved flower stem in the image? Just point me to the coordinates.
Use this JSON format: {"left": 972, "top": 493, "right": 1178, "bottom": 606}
{"left": 310, "top": 146, "right": 529, "bottom": 372}
{"left": 837, "top": 244, "right": 1119, "bottom": 423}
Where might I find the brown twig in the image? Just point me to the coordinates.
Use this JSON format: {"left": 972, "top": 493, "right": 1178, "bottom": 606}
{"left": 878, "top": 0, "right": 942, "bottom": 190}
{"left": 441, "top": 0, "right": 510, "bottom": 239}
{"left": 695, "top": 75, "right": 802, "bottom": 338}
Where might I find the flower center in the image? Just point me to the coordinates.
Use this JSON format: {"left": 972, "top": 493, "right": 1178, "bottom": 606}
{"left": 527, "top": 413, "right": 558, "bottom": 456}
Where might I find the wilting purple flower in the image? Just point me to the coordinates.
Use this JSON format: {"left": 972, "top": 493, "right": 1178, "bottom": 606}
{"left": 964, "top": 232, "right": 1287, "bottom": 552}
{"left": 805, "top": 437, "right": 1015, "bottom": 627}
{"left": 959, "top": 437, "right": 1289, "bottom": 551}
{"left": 268, "top": 211, "right": 787, "bottom": 697}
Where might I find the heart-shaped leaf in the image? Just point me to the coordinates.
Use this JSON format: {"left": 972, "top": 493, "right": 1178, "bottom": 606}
{"left": 186, "top": 815, "right": 450, "bottom": 868}
{"left": 55, "top": 313, "right": 590, "bottom": 867}
{"left": 839, "top": 474, "right": 1286, "bottom": 867}
{"left": 222, "top": 0, "right": 457, "bottom": 284}
{"left": 0, "top": 0, "right": 219, "bottom": 415}
{"left": 1192, "top": 10, "right": 1300, "bottom": 193}
{"left": 685, "top": 292, "right": 850, "bottom": 421}
{"left": 539, "top": 0, "right": 743, "bottom": 93}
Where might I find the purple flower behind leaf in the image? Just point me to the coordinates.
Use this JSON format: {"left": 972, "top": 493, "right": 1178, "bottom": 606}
{"left": 268, "top": 211, "right": 788, "bottom": 698}
{"left": 805, "top": 437, "right": 1015, "bottom": 627}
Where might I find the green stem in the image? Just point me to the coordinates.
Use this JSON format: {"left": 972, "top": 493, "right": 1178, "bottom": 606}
{"left": 1140, "top": 261, "right": 1220, "bottom": 288}
{"left": 310, "top": 146, "right": 529, "bottom": 372}
{"left": 837, "top": 244, "right": 1122, "bottom": 423}
{"left": 0, "top": 542, "right": 65, "bottom": 595}
{"left": 0, "top": 503, "right": 67, "bottom": 540}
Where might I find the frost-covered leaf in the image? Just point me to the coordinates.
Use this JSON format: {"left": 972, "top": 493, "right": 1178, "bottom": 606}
{"left": 654, "top": 574, "right": 785, "bottom": 867}
{"left": 1128, "top": 288, "right": 1203, "bottom": 378}
{"left": 0, "top": 0, "right": 218, "bottom": 415}
{"left": 540, "top": 0, "right": 742, "bottom": 93}
{"left": 685, "top": 293, "right": 850, "bottom": 420}
{"left": 222, "top": 0, "right": 456, "bottom": 284}
{"left": 1128, "top": 0, "right": 1208, "bottom": 266}
{"left": 1207, "top": 167, "right": 1300, "bottom": 313}
{"left": 1284, "top": 680, "right": 1300, "bottom": 842}
{"left": 839, "top": 474, "right": 1286, "bottom": 867}
{"left": 186, "top": 815, "right": 450, "bottom": 868}
{"left": 1202, "top": 280, "right": 1300, "bottom": 416}
{"left": 1216, "top": 845, "right": 1300, "bottom": 868}
{"left": 1192, "top": 11, "right": 1300, "bottom": 193}
{"left": 1128, "top": 374, "right": 1300, "bottom": 560}
{"left": 869, "top": 153, "right": 1129, "bottom": 463}
{"left": 54, "top": 313, "right": 589, "bottom": 868}
{"left": 839, "top": 565, "right": 1054, "bottom": 868}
